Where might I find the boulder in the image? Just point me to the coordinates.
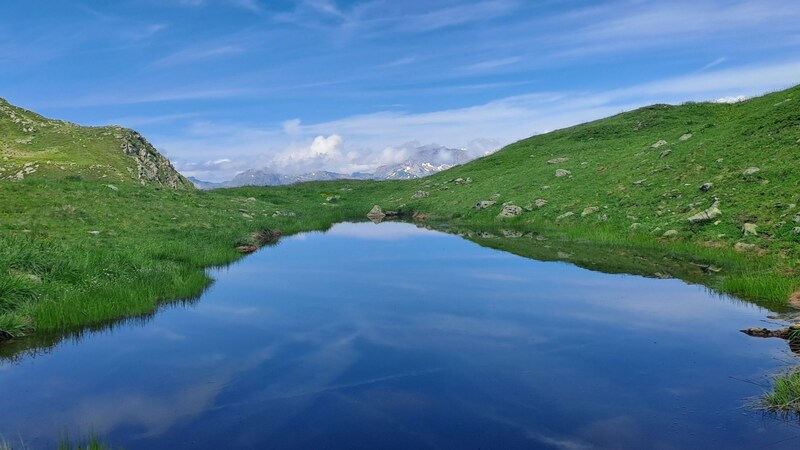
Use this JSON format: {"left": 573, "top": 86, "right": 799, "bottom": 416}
{"left": 659, "top": 149, "right": 671, "bottom": 158}
{"left": 535, "top": 199, "right": 548, "bottom": 208}
{"left": 662, "top": 229, "right": 678, "bottom": 238}
{"left": 556, "top": 211, "right": 574, "bottom": 221}
{"left": 651, "top": 140, "right": 668, "bottom": 148}
{"left": 555, "top": 169, "right": 571, "bottom": 178}
{"left": 679, "top": 133, "right": 693, "bottom": 141}
{"left": 793, "top": 213, "right": 800, "bottom": 223}
{"left": 699, "top": 182, "right": 713, "bottom": 192}
{"left": 502, "top": 230, "right": 523, "bottom": 238}
{"left": 793, "top": 227, "right": 800, "bottom": 234}
{"left": 581, "top": 206, "right": 599, "bottom": 217}
{"left": 547, "top": 157, "right": 569, "bottom": 164}
{"left": 498, "top": 205, "right": 523, "bottom": 218}
{"left": 367, "top": 205, "right": 386, "bottom": 220}
{"left": 742, "top": 167, "right": 760, "bottom": 176}
{"left": 475, "top": 200, "right": 496, "bottom": 209}
{"left": 742, "top": 223, "right": 758, "bottom": 236}
{"left": 687, "top": 199, "right": 722, "bottom": 223}
{"left": 412, "top": 190, "right": 429, "bottom": 199}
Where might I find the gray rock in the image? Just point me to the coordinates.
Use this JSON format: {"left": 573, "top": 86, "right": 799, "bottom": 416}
{"left": 412, "top": 190, "right": 429, "bottom": 198}
{"left": 734, "top": 242, "right": 756, "bottom": 252}
{"left": 742, "top": 223, "right": 758, "bottom": 236}
{"left": 88, "top": 230, "right": 100, "bottom": 235}
{"left": 490, "top": 193, "right": 501, "bottom": 200}
{"left": 557, "top": 252, "right": 572, "bottom": 259}
{"left": 523, "top": 204, "right": 533, "bottom": 211}
{"left": 742, "top": 167, "right": 760, "bottom": 176}
{"left": 556, "top": 211, "right": 574, "bottom": 221}
{"left": 651, "top": 140, "right": 668, "bottom": 148}
{"left": 633, "top": 179, "right": 646, "bottom": 186}
{"left": 498, "top": 205, "right": 523, "bottom": 218}
{"left": 581, "top": 206, "right": 599, "bottom": 217}
{"left": 547, "top": 157, "right": 569, "bottom": 164}
{"left": 630, "top": 223, "right": 641, "bottom": 230}
{"left": 475, "top": 200, "right": 496, "bottom": 209}
{"left": 367, "top": 205, "right": 386, "bottom": 220}
{"left": 535, "top": 199, "right": 548, "bottom": 208}
{"left": 598, "top": 214, "right": 609, "bottom": 222}
{"left": 793, "top": 213, "right": 800, "bottom": 223}
{"left": 659, "top": 149, "right": 672, "bottom": 158}
{"left": 699, "top": 182, "right": 713, "bottom": 192}
{"left": 555, "top": 169, "right": 571, "bottom": 178}
{"left": 792, "top": 227, "right": 800, "bottom": 234}
{"left": 679, "top": 133, "right": 693, "bottom": 141}
{"left": 687, "top": 199, "right": 722, "bottom": 223}
{"left": 105, "top": 184, "right": 119, "bottom": 191}
{"left": 662, "top": 230, "right": 678, "bottom": 237}
{"left": 502, "top": 230, "right": 523, "bottom": 238}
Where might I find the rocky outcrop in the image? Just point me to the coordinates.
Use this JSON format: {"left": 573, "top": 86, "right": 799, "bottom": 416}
{"left": 498, "top": 205, "right": 522, "bottom": 218}
{"left": 687, "top": 198, "right": 721, "bottom": 223}
{"left": 118, "top": 131, "right": 194, "bottom": 189}
{"left": 367, "top": 205, "right": 386, "bottom": 221}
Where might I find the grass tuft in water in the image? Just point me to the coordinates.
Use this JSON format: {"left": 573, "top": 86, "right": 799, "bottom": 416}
{"left": 762, "top": 369, "right": 800, "bottom": 415}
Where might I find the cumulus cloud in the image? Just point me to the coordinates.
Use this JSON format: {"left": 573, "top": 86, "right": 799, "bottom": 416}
{"left": 714, "top": 95, "right": 747, "bottom": 103}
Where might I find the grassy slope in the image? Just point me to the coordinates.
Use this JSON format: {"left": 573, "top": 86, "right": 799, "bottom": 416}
{"left": 1, "top": 86, "right": 799, "bottom": 337}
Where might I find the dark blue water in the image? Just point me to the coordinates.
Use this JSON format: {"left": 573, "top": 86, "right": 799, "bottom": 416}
{"left": 1, "top": 222, "right": 799, "bottom": 449}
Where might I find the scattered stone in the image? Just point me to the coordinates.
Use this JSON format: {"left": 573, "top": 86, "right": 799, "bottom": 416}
{"left": 734, "top": 242, "right": 756, "bottom": 252}
{"left": 662, "top": 229, "right": 678, "bottom": 237}
{"left": 498, "top": 205, "right": 523, "bottom": 218}
{"left": 742, "top": 223, "right": 758, "bottom": 236}
{"left": 502, "top": 230, "right": 523, "bottom": 238}
{"left": 557, "top": 252, "right": 572, "bottom": 259}
{"left": 523, "top": 203, "right": 533, "bottom": 211}
{"left": 630, "top": 223, "right": 641, "bottom": 230}
{"left": 742, "top": 167, "right": 760, "bottom": 177}
{"left": 659, "top": 149, "right": 672, "bottom": 158}
{"left": 679, "top": 133, "right": 693, "bottom": 141}
{"left": 793, "top": 212, "right": 800, "bottom": 223}
{"left": 793, "top": 227, "right": 800, "bottom": 234}
{"left": 366, "top": 205, "right": 386, "bottom": 221}
{"left": 105, "top": 184, "right": 119, "bottom": 191}
{"left": 632, "top": 179, "right": 646, "bottom": 186}
{"left": 547, "top": 157, "right": 569, "bottom": 164}
{"left": 634, "top": 121, "right": 643, "bottom": 131}
{"left": 535, "top": 235, "right": 547, "bottom": 241}
{"left": 555, "top": 169, "right": 571, "bottom": 178}
{"left": 687, "top": 198, "right": 722, "bottom": 223}
{"left": 88, "top": 230, "right": 100, "bottom": 235}
{"left": 651, "top": 140, "right": 668, "bottom": 148}
{"left": 699, "top": 182, "right": 713, "bottom": 192}
{"left": 535, "top": 199, "right": 548, "bottom": 208}
{"left": 236, "top": 244, "right": 258, "bottom": 254}
{"left": 477, "top": 232, "right": 496, "bottom": 239}
{"left": 556, "top": 211, "right": 574, "bottom": 221}
{"left": 325, "top": 195, "right": 340, "bottom": 202}
{"left": 412, "top": 212, "right": 428, "bottom": 222}
{"left": 598, "top": 214, "right": 608, "bottom": 222}
{"left": 412, "top": 190, "right": 429, "bottom": 199}
{"left": 475, "top": 200, "right": 496, "bottom": 209}
{"left": 490, "top": 193, "right": 501, "bottom": 200}
{"left": 241, "top": 213, "right": 253, "bottom": 219}
{"left": 581, "top": 206, "right": 599, "bottom": 217}
{"left": 250, "top": 229, "right": 281, "bottom": 245}
{"left": 245, "top": 197, "right": 257, "bottom": 202}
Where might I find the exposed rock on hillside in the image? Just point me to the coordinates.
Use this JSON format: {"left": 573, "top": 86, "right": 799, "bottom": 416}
{"left": 119, "top": 131, "right": 194, "bottom": 189}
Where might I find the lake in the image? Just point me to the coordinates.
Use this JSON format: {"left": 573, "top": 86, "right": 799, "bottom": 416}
{"left": 1, "top": 222, "right": 798, "bottom": 449}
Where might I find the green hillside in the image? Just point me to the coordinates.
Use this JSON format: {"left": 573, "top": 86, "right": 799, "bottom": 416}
{"left": 0, "top": 98, "right": 193, "bottom": 189}
{"left": 1, "top": 86, "right": 799, "bottom": 344}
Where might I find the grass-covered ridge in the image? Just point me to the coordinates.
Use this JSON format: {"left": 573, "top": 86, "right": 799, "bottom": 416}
{"left": 1, "top": 85, "right": 799, "bottom": 342}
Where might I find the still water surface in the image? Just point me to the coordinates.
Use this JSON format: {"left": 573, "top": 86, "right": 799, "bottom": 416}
{"left": 1, "top": 222, "right": 799, "bottom": 449}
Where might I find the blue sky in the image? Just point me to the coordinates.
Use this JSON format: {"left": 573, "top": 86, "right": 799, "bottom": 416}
{"left": 3, "top": 0, "right": 800, "bottom": 180}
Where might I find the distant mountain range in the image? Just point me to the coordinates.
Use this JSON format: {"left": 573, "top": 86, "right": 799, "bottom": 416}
{"left": 188, "top": 144, "right": 479, "bottom": 189}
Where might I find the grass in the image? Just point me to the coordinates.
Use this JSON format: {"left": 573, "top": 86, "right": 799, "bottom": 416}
{"left": 763, "top": 369, "right": 800, "bottom": 415}
{"left": 0, "top": 435, "right": 115, "bottom": 450}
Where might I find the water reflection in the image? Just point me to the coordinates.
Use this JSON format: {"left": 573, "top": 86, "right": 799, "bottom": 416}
{"left": 0, "top": 222, "right": 798, "bottom": 449}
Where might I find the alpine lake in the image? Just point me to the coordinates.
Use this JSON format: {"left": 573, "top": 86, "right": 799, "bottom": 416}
{"left": 1, "top": 221, "right": 799, "bottom": 449}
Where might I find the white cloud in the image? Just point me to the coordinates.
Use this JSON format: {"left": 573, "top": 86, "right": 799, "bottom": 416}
{"left": 159, "top": 60, "right": 800, "bottom": 181}
{"left": 715, "top": 95, "right": 747, "bottom": 103}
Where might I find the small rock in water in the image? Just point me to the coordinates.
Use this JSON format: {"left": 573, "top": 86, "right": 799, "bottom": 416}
{"left": 742, "top": 223, "right": 758, "bottom": 236}
{"left": 366, "top": 205, "right": 386, "bottom": 221}
{"left": 742, "top": 167, "right": 760, "bottom": 177}
{"left": 651, "top": 140, "right": 668, "bottom": 148}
